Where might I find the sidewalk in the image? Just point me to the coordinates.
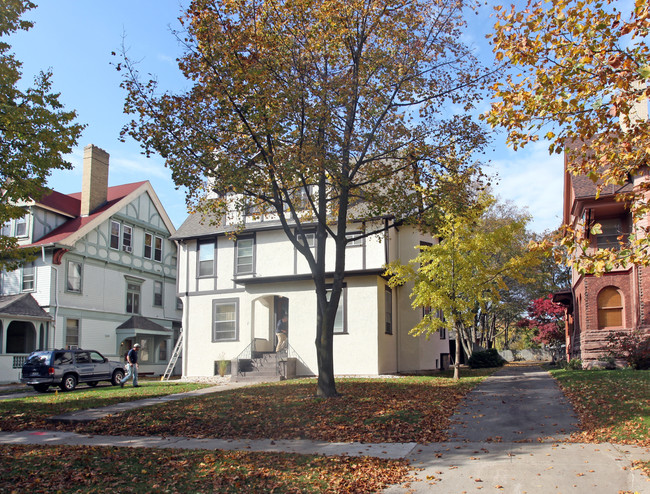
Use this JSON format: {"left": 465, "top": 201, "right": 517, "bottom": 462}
{"left": 383, "top": 365, "right": 650, "bottom": 493}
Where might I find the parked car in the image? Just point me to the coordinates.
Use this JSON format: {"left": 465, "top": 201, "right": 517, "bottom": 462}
{"left": 21, "top": 349, "right": 125, "bottom": 392}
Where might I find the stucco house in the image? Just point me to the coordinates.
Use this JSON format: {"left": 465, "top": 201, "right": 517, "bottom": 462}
{"left": 172, "top": 203, "right": 451, "bottom": 379}
{"left": 0, "top": 144, "right": 181, "bottom": 382}
{"left": 555, "top": 148, "right": 650, "bottom": 367}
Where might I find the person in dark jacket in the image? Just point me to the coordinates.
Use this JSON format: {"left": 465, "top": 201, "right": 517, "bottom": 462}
{"left": 120, "top": 343, "right": 141, "bottom": 388}
{"left": 275, "top": 314, "right": 288, "bottom": 352}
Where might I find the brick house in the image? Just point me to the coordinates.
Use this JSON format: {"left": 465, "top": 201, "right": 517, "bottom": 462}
{"left": 555, "top": 149, "right": 650, "bottom": 367}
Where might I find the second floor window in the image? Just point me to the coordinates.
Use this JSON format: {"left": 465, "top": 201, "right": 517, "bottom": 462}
{"left": 14, "top": 216, "right": 27, "bottom": 237}
{"left": 235, "top": 237, "right": 254, "bottom": 274}
{"left": 594, "top": 217, "right": 629, "bottom": 250}
{"left": 154, "top": 236, "right": 163, "bottom": 262}
{"left": 22, "top": 263, "right": 35, "bottom": 292}
{"left": 110, "top": 220, "right": 120, "bottom": 249}
{"left": 385, "top": 287, "right": 393, "bottom": 335}
{"left": 198, "top": 241, "right": 215, "bottom": 276}
{"left": 122, "top": 225, "right": 133, "bottom": 252}
{"left": 66, "top": 260, "right": 82, "bottom": 293}
{"left": 126, "top": 282, "right": 141, "bottom": 314}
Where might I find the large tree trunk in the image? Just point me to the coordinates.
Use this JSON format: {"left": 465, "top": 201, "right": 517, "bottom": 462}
{"left": 315, "top": 302, "right": 337, "bottom": 397}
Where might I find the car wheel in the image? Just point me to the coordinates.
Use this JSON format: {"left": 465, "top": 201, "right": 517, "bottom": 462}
{"left": 111, "top": 369, "right": 125, "bottom": 386}
{"left": 32, "top": 384, "right": 49, "bottom": 393}
{"left": 60, "top": 374, "right": 77, "bottom": 392}
{"left": 87, "top": 381, "right": 98, "bottom": 387}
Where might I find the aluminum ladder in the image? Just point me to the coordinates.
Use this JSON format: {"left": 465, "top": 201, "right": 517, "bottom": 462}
{"left": 161, "top": 331, "right": 183, "bottom": 381}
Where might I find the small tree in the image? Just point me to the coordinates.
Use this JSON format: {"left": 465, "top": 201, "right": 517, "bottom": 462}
{"left": 385, "top": 194, "right": 540, "bottom": 379}
{"left": 606, "top": 329, "right": 650, "bottom": 369}
{"left": 0, "top": 0, "right": 84, "bottom": 270}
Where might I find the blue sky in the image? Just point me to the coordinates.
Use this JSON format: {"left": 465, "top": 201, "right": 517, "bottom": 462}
{"left": 9, "top": 1, "right": 564, "bottom": 232}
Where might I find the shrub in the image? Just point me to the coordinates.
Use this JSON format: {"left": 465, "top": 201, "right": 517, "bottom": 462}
{"left": 564, "top": 358, "right": 582, "bottom": 370}
{"left": 468, "top": 349, "right": 506, "bottom": 369}
{"left": 606, "top": 329, "right": 650, "bottom": 370}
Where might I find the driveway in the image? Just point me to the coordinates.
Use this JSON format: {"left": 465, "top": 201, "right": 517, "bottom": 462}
{"left": 383, "top": 365, "right": 649, "bottom": 494}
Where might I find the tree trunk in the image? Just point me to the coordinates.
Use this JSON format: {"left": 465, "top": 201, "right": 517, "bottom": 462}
{"left": 454, "top": 324, "right": 461, "bottom": 380}
{"left": 315, "top": 305, "right": 337, "bottom": 397}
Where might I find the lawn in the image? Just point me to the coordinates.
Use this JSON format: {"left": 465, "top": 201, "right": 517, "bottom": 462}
{"left": 0, "top": 370, "right": 496, "bottom": 493}
{"left": 0, "top": 381, "right": 211, "bottom": 431}
{"left": 63, "top": 372, "right": 494, "bottom": 443}
{"left": 0, "top": 444, "right": 411, "bottom": 493}
{"left": 550, "top": 368, "right": 649, "bottom": 448}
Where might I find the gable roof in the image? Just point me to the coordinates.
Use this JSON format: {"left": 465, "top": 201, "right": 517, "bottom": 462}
{"left": 0, "top": 294, "right": 52, "bottom": 321}
{"left": 26, "top": 181, "right": 177, "bottom": 248}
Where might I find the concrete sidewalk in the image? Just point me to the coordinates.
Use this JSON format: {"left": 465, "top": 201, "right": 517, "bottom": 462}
{"left": 384, "top": 365, "right": 650, "bottom": 494}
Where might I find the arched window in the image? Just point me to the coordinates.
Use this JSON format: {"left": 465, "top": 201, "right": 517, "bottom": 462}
{"left": 597, "top": 287, "right": 623, "bottom": 329}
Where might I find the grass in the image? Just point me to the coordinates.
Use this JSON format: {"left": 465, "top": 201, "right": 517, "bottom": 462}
{"left": 0, "top": 444, "right": 411, "bottom": 493}
{"left": 0, "top": 369, "right": 499, "bottom": 493}
{"left": 550, "top": 368, "right": 649, "bottom": 444}
{"left": 0, "top": 380, "right": 211, "bottom": 431}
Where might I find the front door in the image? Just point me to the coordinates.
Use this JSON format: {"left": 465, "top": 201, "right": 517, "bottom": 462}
{"left": 273, "top": 296, "right": 289, "bottom": 348}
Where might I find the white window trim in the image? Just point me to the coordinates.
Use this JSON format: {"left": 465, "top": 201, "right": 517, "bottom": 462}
{"left": 65, "top": 260, "right": 83, "bottom": 294}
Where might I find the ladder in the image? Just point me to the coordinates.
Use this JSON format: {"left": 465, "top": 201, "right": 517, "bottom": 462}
{"left": 161, "top": 331, "right": 183, "bottom": 381}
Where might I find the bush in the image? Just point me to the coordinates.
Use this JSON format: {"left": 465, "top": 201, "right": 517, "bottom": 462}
{"left": 468, "top": 349, "right": 506, "bottom": 369}
{"left": 564, "top": 358, "right": 582, "bottom": 370}
{"left": 606, "top": 329, "right": 650, "bottom": 370}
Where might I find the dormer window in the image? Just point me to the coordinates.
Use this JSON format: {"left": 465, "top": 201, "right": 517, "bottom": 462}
{"left": 14, "top": 216, "right": 27, "bottom": 237}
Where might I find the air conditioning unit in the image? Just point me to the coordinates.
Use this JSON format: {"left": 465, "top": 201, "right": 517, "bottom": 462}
{"left": 123, "top": 246, "right": 132, "bottom": 253}
{"left": 68, "top": 345, "right": 78, "bottom": 350}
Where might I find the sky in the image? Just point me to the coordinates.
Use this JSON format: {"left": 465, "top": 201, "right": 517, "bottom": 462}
{"left": 8, "top": 0, "right": 564, "bottom": 232}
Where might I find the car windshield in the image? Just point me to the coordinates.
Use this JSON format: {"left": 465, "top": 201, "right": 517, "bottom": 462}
{"left": 25, "top": 352, "right": 50, "bottom": 365}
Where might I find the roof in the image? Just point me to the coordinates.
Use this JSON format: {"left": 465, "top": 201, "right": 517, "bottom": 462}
{"left": 0, "top": 294, "right": 52, "bottom": 320}
{"left": 25, "top": 181, "right": 176, "bottom": 248}
{"left": 570, "top": 174, "right": 633, "bottom": 200}
{"left": 116, "top": 315, "right": 170, "bottom": 332}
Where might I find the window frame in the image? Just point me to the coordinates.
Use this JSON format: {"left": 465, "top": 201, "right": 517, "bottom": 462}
{"left": 235, "top": 235, "right": 255, "bottom": 275}
{"left": 154, "top": 235, "right": 163, "bottom": 262}
{"left": 212, "top": 298, "right": 239, "bottom": 342}
{"left": 153, "top": 280, "right": 163, "bottom": 307}
{"left": 197, "top": 240, "right": 216, "bottom": 277}
{"left": 597, "top": 286, "right": 624, "bottom": 329}
{"left": 126, "top": 281, "right": 142, "bottom": 314}
{"left": 346, "top": 231, "right": 364, "bottom": 247}
{"left": 65, "top": 318, "right": 80, "bottom": 348}
{"left": 22, "top": 263, "right": 35, "bottom": 292}
{"left": 144, "top": 232, "right": 153, "bottom": 259}
{"left": 385, "top": 286, "right": 393, "bottom": 335}
{"left": 122, "top": 224, "right": 133, "bottom": 252}
{"left": 14, "top": 215, "right": 28, "bottom": 238}
{"left": 326, "top": 284, "right": 347, "bottom": 334}
{"left": 65, "top": 260, "right": 83, "bottom": 294}
{"left": 110, "top": 220, "right": 121, "bottom": 250}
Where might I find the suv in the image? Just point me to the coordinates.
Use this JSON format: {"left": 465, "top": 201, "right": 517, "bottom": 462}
{"left": 21, "top": 349, "right": 125, "bottom": 392}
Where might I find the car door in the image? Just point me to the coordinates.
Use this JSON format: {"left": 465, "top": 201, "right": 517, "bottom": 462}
{"left": 89, "top": 351, "right": 110, "bottom": 380}
{"left": 74, "top": 351, "right": 94, "bottom": 382}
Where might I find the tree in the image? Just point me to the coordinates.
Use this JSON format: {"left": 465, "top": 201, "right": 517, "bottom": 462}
{"left": 484, "top": 0, "right": 650, "bottom": 272}
{"left": 0, "top": 1, "right": 84, "bottom": 270}
{"left": 119, "top": 0, "right": 490, "bottom": 396}
{"left": 516, "top": 294, "right": 565, "bottom": 347}
{"left": 384, "top": 194, "right": 541, "bottom": 379}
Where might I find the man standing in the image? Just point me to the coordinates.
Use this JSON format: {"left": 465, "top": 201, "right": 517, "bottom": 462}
{"left": 121, "top": 343, "right": 141, "bottom": 388}
{"left": 275, "top": 313, "right": 288, "bottom": 352}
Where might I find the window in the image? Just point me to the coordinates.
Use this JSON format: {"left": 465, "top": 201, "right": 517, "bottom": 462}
{"left": 144, "top": 233, "right": 153, "bottom": 259}
{"left": 139, "top": 337, "right": 152, "bottom": 362}
{"left": 346, "top": 232, "right": 363, "bottom": 246}
{"left": 176, "top": 297, "right": 183, "bottom": 310}
{"left": 90, "top": 351, "right": 105, "bottom": 363}
{"left": 153, "top": 281, "right": 163, "bottom": 307}
{"left": 159, "top": 340, "right": 168, "bottom": 361}
{"left": 594, "top": 218, "right": 628, "bottom": 250}
{"left": 598, "top": 286, "right": 623, "bottom": 328}
{"left": 235, "top": 237, "right": 254, "bottom": 274}
{"left": 1, "top": 221, "right": 10, "bottom": 236}
{"left": 385, "top": 287, "right": 393, "bottom": 334}
{"left": 14, "top": 215, "right": 27, "bottom": 237}
{"left": 75, "top": 351, "right": 90, "bottom": 364}
{"left": 22, "top": 263, "right": 35, "bottom": 292}
{"left": 126, "top": 282, "right": 141, "bottom": 314}
{"left": 110, "top": 220, "right": 120, "bottom": 249}
{"left": 66, "top": 319, "right": 79, "bottom": 348}
{"left": 66, "top": 260, "right": 82, "bottom": 293}
{"left": 198, "top": 241, "right": 215, "bottom": 276}
{"left": 213, "top": 300, "right": 238, "bottom": 341}
{"left": 326, "top": 286, "right": 346, "bottom": 334}
{"left": 122, "top": 225, "right": 133, "bottom": 252}
{"left": 302, "top": 232, "right": 315, "bottom": 248}
{"left": 154, "top": 236, "right": 163, "bottom": 262}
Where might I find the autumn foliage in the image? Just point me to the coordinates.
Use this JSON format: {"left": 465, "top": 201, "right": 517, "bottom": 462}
{"left": 517, "top": 294, "right": 566, "bottom": 347}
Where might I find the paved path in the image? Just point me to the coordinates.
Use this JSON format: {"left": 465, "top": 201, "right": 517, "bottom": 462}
{"left": 384, "top": 365, "right": 650, "bottom": 494}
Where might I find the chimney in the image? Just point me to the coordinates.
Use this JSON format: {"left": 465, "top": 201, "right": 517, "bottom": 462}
{"left": 81, "top": 144, "right": 109, "bottom": 216}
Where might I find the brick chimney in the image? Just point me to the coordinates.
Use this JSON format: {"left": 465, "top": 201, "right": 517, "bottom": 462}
{"left": 81, "top": 144, "right": 109, "bottom": 216}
